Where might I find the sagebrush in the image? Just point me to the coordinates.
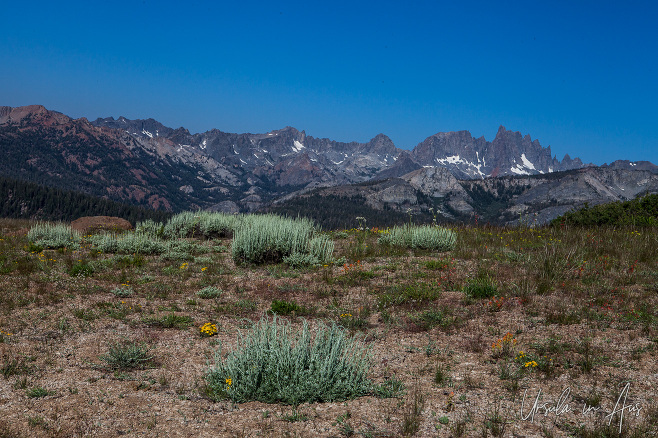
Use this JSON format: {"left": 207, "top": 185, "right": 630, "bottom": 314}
{"left": 205, "top": 317, "right": 372, "bottom": 404}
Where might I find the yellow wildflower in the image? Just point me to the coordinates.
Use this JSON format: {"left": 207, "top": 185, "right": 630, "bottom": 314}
{"left": 200, "top": 322, "right": 218, "bottom": 337}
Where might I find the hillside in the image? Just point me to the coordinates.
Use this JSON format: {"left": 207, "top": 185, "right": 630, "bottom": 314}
{"left": 270, "top": 167, "right": 658, "bottom": 227}
{"left": 0, "top": 175, "right": 171, "bottom": 224}
{"left": 551, "top": 193, "right": 658, "bottom": 227}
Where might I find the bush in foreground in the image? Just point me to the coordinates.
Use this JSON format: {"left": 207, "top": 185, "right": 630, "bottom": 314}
{"left": 205, "top": 317, "right": 372, "bottom": 404}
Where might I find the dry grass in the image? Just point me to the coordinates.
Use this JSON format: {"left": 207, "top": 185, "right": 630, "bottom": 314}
{"left": 0, "top": 219, "right": 656, "bottom": 437}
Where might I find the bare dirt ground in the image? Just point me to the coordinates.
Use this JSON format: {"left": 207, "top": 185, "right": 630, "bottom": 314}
{"left": 0, "top": 220, "right": 656, "bottom": 437}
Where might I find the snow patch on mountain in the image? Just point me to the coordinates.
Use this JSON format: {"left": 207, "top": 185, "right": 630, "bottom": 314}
{"left": 293, "top": 140, "right": 305, "bottom": 152}
{"left": 435, "top": 155, "right": 486, "bottom": 178}
{"left": 521, "top": 154, "right": 535, "bottom": 170}
{"left": 510, "top": 165, "right": 530, "bottom": 175}
{"left": 437, "top": 155, "right": 463, "bottom": 165}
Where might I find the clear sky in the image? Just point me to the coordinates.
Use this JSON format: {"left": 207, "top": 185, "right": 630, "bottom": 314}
{"left": 1, "top": 0, "right": 657, "bottom": 165}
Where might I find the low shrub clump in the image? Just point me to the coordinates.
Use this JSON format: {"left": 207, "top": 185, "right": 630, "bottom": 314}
{"left": 111, "top": 286, "right": 133, "bottom": 297}
{"left": 196, "top": 286, "right": 222, "bottom": 299}
{"left": 68, "top": 260, "right": 94, "bottom": 277}
{"left": 231, "top": 215, "right": 333, "bottom": 265}
{"left": 88, "top": 232, "right": 208, "bottom": 256}
{"left": 159, "top": 251, "right": 194, "bottom": 262}
{"left": 205, "top": 317, "right": 372, "bottom": 404}
{"left": 282, "top": 252, "right": 320, "bottom": 268}
{"left": 99, "top": 341, "right": 154, "bottom": 370}
{"left": 161, "top": 211, "right": 241, "bottom": 239}
{"left": 378, "top": 224, "right": 456, "bottom": 252}
{"left": 146, "top": 313, "right": 193, "bottom": 329}
{"left": 463, "top": 276, "right": 498, "bottom": 299}
{"left": 88, "top": 232, "right": 168, "bottom": 255}
{"left": 377, "top": 281, "right": 443, "bottom": 309}
{"left": 270, "top": 299, "right": 304, "bottom": 315}
{"left": 134, "top": 219, "right": 165, "bottom": 238}
{"left": 27, "top": 223, "right": 81, "bottom": 250}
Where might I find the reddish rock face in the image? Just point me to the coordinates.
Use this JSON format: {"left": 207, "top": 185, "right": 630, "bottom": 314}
{"left": 70, "top": 216, "right": 133, "bottom": 234}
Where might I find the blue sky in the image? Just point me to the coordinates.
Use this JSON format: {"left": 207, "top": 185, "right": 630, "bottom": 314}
{"left": 2, "top": 0, "right": 657, "bottom": 165}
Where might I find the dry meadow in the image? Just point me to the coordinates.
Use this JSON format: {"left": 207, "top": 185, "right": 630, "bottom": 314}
{"left": 0, "top": 218, "right": 656, "bottom": 437}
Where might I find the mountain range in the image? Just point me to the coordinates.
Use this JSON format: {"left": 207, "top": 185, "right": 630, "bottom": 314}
{"left": 1, "top": 104, "right": 657, "bottom": 226}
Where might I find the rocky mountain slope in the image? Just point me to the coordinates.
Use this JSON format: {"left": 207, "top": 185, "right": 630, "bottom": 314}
{"left": 272, "top": 167, "right": 658, "bottom": 226}
{"left": 0, "top": 105, "right": 218, "bottom": 211}
{"left": 1, "top": 104, "right": 655, "bottom": 224}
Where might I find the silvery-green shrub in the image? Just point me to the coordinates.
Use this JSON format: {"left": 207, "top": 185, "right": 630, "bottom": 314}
{"left": 282, "top": 252, "right": 320, "bottom": 268}
{"left": 205, "top": 317, "right": 372, "bottom": 404}
{"left": 88, "top": 232, "right": 167, "bottom": 255}
{"left": 378, "top": 224, "right": 456, "bottom": 252}
{"left": 163, "top": 211, "right": 241, "bottom": 239}
{"left": 112, "top": 286, "right": 133, "bottom": 297}
{"left": 309, "top": 235, "right": 334, "bottom": 263}
{"left": 231, "top": 215, "right": 318, "bottom": 264}
{"left": 197, "top": 286, "right": 222, "bottom": 299}
{"left": 28, "top": 223, "right": 81, "bottom": 250}
{"left": 134, "top": 219, "right": 164, "bottom": 238}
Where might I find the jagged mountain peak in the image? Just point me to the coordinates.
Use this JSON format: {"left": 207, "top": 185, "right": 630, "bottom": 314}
{"left": 493, "top": 125, "right": 534, "bottom": 144}
{"left": 412, "top": 126, "right": 589, "bottom": 179}
{"left": 364, "top": 133, "right": 397, "bottom": 155}
{"left": 429, "top": 129, "right": 475, "bottom": 139}
{"left": 92, "top": 116, "right": 175, "bottom": 139}
{"left": 371, "top": 132, "right": 392, "bottom": 142}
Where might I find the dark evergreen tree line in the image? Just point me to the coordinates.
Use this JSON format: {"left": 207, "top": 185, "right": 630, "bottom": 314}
{"left": 0, "top": 175, "right": 171, "bottom": 225}
{"left": 266, "top": 194, "right": 423, "bottom": 230}
{"left": 551, "top": 194, "right": 658, "bottom": 227}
